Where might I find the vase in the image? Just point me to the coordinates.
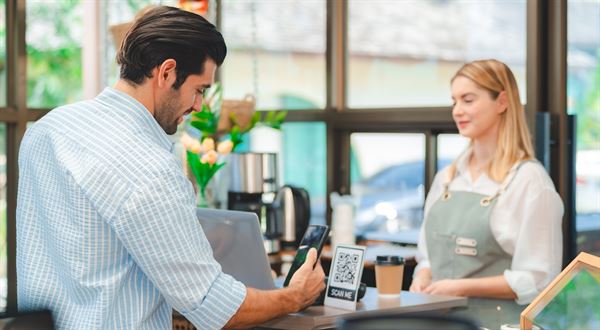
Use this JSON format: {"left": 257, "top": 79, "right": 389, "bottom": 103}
{"left": 197, "top": 186, "right": 213, "bottom": 208}
{"left": 197, "top": 185, "right": 221, "bottom": 209}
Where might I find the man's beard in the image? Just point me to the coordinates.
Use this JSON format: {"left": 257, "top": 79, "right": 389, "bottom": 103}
{"left": 155, "top": 89, "right": 181, "bottom": 135}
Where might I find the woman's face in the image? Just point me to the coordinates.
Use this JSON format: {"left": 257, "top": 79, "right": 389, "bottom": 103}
{"left": 451, "top": 76, "right": 506, "bottom": 140}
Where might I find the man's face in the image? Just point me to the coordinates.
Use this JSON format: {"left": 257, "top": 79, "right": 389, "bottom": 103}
{"left": 154, "top": 59, "right": 217, "bottom": 135}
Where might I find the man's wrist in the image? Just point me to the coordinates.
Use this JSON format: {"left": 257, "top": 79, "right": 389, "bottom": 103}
{"left": 282, "top": 285, "right": 303, "bottom": 313}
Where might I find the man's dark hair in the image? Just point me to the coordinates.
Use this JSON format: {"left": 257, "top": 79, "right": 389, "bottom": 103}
{"left": 117, "top": 6, "right": 226, "bottom": 89}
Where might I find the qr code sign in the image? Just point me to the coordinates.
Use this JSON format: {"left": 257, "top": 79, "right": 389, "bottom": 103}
{"left": 332, "top": 251, "right": 361, "bottom": 286}
{"left": 325, "top": 245, "right": 365, "bottom": 309}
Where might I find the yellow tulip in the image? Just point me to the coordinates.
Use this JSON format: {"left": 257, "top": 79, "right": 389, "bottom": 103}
{"left": 179, "top": 133, "right": 195, "bottom": 150}
{"left": 217, "top": 140, "right": 234, "bottom": 155}
{"left": 189, "top": 140, "right": 202, "bottom": 154}
{"left": 201, "top": 137, "right": 215, "bottom": 152}
{"left": 201, "top": 150, "right": 218, "bottom": 165}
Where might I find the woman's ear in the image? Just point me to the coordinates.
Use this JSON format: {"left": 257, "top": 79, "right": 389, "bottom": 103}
{"left": 156, "top": 59, "right": 177, "bottom": 89}
{"left": 496, "top": 91, "right": 508, "bottom": 114}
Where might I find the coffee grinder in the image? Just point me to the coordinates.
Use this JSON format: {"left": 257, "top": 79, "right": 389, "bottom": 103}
{"left": 227, "top": 152, "right": 282, "bottom": 254}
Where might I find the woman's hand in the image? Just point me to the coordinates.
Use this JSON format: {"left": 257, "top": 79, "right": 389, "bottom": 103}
{"left": 423, "top": 279, "right": 465, "bottom": 296}
{"left": 409, "top": 268, "right": 432, "bottom": 292}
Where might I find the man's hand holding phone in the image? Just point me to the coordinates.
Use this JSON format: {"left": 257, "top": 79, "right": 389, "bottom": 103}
{"left": 224, "top": 227, "right": 329, "bottom": 328}
{"left": 286, "top": 248, "right": 326, "bottom": 311}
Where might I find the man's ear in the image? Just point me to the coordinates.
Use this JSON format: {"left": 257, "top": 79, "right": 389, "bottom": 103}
{"left": 497, "top": 91, "right": 508, "bottom": 114}
{"left": 156, "top": 59, "right": 177, "bottom": 89}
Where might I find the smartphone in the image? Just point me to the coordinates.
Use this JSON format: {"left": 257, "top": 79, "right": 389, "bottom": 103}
{"left": 283, "top": 224, "right": 330, "bottom": 287}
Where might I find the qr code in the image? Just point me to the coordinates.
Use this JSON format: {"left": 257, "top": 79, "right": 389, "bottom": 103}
{"left": 333, "top": 251, "right": 360, "bottom": 285}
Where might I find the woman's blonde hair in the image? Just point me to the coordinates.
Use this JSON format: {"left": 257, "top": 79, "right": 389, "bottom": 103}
{"left": 448, "top": 59, "right": 534, "bottom": 183}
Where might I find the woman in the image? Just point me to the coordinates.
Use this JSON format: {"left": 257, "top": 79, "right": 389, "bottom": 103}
{"left": 409, "top": 59, "right": 563, "bottom": 328}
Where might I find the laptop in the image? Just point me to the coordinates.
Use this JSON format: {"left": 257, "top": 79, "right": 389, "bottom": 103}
{"left": 196, "top": 208, "right": 277, "bottom": 290}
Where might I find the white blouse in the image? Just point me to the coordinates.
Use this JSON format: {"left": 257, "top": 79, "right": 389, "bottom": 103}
{"left": 415, "top": 150, "right": 564, "bottom": 304}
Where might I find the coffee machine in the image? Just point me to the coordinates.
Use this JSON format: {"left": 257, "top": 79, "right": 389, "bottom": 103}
{"left": 227, "top": 153, "right": 311, "bottom": 254}
{"left": 227, "top": 152, "right": 281, "bottom": 253}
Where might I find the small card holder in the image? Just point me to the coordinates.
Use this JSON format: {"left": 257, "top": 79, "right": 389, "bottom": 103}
{"left": 324, "top": 245, "right": 366, "bottom": 311}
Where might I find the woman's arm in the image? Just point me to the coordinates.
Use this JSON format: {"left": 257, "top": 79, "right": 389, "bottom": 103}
{"left": 409, "top": 267, "right": 432, "bottom": 292}
{"left": 411, "top": 172, "right": 446, "bottom": 293}
{"left": 502, "top": 180, "right": 564, "bottom": 304}
{"left": 423, "top": 275, "right": 516, "bottom": 299}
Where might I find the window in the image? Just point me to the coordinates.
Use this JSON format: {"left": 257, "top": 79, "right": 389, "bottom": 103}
{"left": 0, "top": 0, "right": 5, "bottom": 312}
{"left": 437, "top": 133, "right": 469, "bottom": 169}
{"left": 0, "top": 0, "right": 5, "bottom": 107}
{"left": 220, "top": 0, "right": 326, "bottom": 110}
{"left": 567, "top": 0, "right": 600, "bottom": 256}
{"left": 26, "top": 0, "right": 84, "bottom": 108}
{"left": 250, "top": 122, "right": 327, "bottom": 225}
{"left": 348, "top": 0, "right": 527, "bottom": 108}
{"left": 0, "top": 123, "right": 5, "bottom": 312}
{"left": 350, "top": 133, "right": 425, "bottom": 241}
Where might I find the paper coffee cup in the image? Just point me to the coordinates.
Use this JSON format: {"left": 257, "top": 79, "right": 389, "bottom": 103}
{"left": 375, "top": 255, "right": 404, "bottom": 297}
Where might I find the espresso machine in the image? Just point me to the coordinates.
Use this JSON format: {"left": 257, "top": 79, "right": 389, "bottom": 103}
{"left": 227, "top": 153, "right": 311, "bottom": 254}
{"left": 227, "top": 152, "right": 281, "bottom": 254}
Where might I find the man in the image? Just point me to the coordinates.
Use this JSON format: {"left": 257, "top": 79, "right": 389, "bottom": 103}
{"left": 17, "top": 6, "right": 325, "bottom": 329}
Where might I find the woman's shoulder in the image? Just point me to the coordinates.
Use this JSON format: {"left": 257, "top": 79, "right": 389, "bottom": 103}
{"left": 512, "top": 160, "right": 557, "bottom": 192}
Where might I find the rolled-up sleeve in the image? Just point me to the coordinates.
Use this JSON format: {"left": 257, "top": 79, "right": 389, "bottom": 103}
{"left": 109, "top": 169, "right": 246, "bottom": 329}
{"left": 181, "top": 272, "right": 246, "bottom": 329}
{"left": 504, "top": 187, "right": 563, "bottom": 305}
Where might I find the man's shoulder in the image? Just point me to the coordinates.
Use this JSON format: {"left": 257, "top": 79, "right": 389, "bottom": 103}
{"left": 25, "top": 99, "right": 108, "bottom": 142}
{"left": 42, "top": 98, "right": 100, "bottom": 120}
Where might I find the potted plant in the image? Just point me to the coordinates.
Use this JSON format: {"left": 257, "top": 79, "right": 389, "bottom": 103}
{"left": 180, "top": 83, "right": 286, "bottom": 207}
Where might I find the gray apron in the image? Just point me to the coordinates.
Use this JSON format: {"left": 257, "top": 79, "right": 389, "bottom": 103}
{"left": 425, "top": 162, "right": 528, "bottom": 329}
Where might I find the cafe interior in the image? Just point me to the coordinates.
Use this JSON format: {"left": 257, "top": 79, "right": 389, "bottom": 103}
{"left": 0, "top": 0, "right": 599, "bottom": 329}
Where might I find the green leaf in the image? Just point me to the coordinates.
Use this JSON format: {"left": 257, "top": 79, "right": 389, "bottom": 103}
{"left": 265, "top": 110, "right": 276, "bottom": 123}
{"left": 187, "top": 150, "right": 227, "bottom": 191}
{"left": 190, "top": 121, "right": 216, "bottom": 135}
{"left": 248, "top": 111, "right": 261, "bottom": 130}
{"left": 186, "top": 151, "right": 204, "bottom": 187}
{"left": 213, "top": 162, "right": 226, "bottom": 173}
{"left": 274, "top": 110, "right": 288, "bottom": 123}
{"left": 192, "top": 111, "right": 213, "bottom": 120}
{"left": 229, "top": 112, "right": 239, "bottom": 126}
{"left": 229, "top": 125, "right": 243, "bottom": 148}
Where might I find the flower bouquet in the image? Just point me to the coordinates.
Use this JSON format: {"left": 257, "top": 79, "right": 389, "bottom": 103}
{"left": 180, "top": 83, "right": 286, "bottom": 207}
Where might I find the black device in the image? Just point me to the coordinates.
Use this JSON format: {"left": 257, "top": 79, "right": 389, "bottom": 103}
{"left": 283, "top": 224, "right": 330, "bottom": 287}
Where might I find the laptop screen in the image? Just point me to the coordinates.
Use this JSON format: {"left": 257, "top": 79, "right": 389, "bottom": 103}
{"left": 196, "top": 208, "right": 276, "bottom": 290}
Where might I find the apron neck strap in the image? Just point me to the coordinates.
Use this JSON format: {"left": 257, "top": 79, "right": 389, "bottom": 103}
{"left": 443, "top": 159, "right": 536, "bottom": 200}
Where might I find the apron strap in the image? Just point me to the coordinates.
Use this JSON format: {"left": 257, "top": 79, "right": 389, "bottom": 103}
{"left": 484, "top": 159, "right": 538, "bottom": 203}
{"left": 442, "top": 158, "right": 537, "bottom": 205}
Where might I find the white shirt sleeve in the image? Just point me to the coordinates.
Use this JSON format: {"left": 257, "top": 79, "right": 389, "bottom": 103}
{"left": 495, "top": 164, "right": 564, "bottom": 305}
{"left": 414, "top": 169, "right": 447, "bottom": 275}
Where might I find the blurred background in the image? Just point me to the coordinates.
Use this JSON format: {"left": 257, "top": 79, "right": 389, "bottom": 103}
{"left": 0, "top": 0, "right": 597, "bottom": 313}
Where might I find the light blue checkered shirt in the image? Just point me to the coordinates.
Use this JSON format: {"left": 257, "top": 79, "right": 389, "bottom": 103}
{"left": 17, "top": 87, "right": 246, "bottom": 329}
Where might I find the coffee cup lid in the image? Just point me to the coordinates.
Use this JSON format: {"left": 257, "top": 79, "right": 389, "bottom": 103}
{"left": 375, "top": 255, "right": 404, "bottom": 265}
